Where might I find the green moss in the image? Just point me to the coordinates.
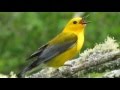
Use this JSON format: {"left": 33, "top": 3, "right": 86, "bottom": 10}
{"left": 85, "top": 72, "right": 105, "bottom": 78}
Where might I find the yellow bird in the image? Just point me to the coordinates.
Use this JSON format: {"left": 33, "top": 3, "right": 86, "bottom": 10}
{"left": 17, "top": 17, "right": 88, "bottom": 78}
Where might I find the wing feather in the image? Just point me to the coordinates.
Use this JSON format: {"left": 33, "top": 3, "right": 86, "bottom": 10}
{"left": 27, "top": 32, "right": 77, "bottom": 64}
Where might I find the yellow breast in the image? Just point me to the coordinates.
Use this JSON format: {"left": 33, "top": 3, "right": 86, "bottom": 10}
{"left": 77, "top": 31, "right": 84, "bottom": 51}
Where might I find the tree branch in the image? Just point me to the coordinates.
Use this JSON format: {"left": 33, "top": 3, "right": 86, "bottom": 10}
{"left": 29, "top": 37, "right": 120, "bottom": 78}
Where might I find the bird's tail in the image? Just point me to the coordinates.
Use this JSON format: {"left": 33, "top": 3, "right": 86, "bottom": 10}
{"left": 17, "top": 59, "right": 41, "bottom": 78}
{"left": 17, "top": 66, "right": 30, "bottom": 78}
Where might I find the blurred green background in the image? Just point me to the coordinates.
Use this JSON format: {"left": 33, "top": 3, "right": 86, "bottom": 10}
{"left": 0, "top": 12, "right": 120, "bottom": 74}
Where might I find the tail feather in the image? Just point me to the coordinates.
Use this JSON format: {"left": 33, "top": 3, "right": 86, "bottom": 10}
{"left": 17, "top": 66, "right": 30, "bottom": 78}
{"left": 17, "top": 59, "right": 41, "bottom": 78}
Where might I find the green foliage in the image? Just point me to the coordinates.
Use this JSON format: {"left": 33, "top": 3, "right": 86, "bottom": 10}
{"left": 0, "top": 12, "right": 120, "bottom": 74}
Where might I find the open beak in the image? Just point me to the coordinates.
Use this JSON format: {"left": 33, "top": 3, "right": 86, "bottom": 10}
{"left": 80, "top": 15, "right": 91, "bottom": 24}
{"left": 80, "top": 18, "right": 91, "bottom": 24}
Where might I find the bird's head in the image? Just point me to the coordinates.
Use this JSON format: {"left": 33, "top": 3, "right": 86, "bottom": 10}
{"left": 63, "top": 17, "right": 90, "bottom": 33}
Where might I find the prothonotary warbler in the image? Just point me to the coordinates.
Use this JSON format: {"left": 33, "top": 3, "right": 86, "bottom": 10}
{"left": 17, "top": 17, "right": 89, "bottom": 78}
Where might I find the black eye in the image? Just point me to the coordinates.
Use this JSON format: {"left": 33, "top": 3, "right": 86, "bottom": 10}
{"left": 73, "top": 21, "right": 77, "bottom": 24}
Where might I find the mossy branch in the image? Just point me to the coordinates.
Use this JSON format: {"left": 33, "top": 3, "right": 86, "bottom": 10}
{"left": 28, "top": 37, "right": 120, "bottom": 78}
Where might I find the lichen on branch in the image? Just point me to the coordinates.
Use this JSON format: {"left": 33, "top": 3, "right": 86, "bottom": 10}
{"left": 28, "top": 37, "right": 120, "bottom": 78}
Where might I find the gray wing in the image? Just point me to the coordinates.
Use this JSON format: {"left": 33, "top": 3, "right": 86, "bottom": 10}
{"left": 38, "top": 39, "right": 77, "bottom": 63}
{"left": 27, "top": 37, "right": 77, "bottom": 69}
{"left": 26, "top": 44, "right": 48, "bottom": 60}
{"left": 27, "top": 33, "right": 77, "bottom": 64}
